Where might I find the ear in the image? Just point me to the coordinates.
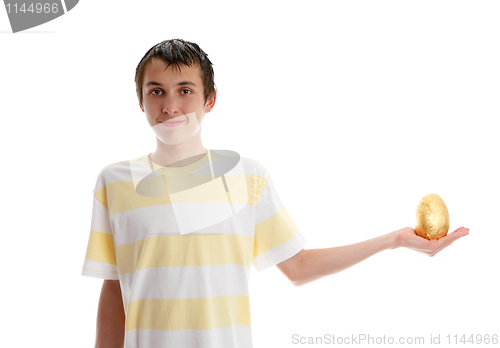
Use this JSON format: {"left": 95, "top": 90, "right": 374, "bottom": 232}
{"left": 204, "top": 91, "right": 217, "bottom": 113}
{"left": 139, "top": 102, "right": 144, "bottom": 113}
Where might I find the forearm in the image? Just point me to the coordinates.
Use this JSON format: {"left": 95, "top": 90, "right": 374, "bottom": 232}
{"left": 293, "top": 230, "right": 399, "bottom": 286}
{"left": 95, "top": 280, "right": 126, "bottom": 348}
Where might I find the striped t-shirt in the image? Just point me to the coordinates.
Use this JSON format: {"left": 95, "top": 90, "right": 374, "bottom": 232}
{"left": 81, "top": 149, "right": 306, "bottom": 348}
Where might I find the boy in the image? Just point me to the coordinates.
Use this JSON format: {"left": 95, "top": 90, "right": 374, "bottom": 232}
{"left": 81, "top": 38, "right": 469, "bottom": 348}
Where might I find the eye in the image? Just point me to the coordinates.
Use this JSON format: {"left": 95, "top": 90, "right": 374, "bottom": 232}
{"left": 151, "top": 89, "right": 162, "bottom": 95}
{"left": 181, "top": 89, "right": 191, "bottom": 95}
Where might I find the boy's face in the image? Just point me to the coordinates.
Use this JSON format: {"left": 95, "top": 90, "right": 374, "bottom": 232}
{"left": 139, "top": 59, "right": 215, "bottom": 146}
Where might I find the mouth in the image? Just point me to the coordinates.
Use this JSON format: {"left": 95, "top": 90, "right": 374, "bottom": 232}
{"left": 160, "top": 119, "right": 185, "bottom": 127}
{"left": 160, "top": 115, "right": 186, "bottom": 123}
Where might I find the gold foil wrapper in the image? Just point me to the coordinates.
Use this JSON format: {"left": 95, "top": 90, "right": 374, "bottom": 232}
{"left": 415, "top": 194, "right": 449, "bottom": 240}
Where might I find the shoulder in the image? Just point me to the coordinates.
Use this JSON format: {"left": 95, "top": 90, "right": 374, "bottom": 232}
{"left": 97, "top": 156, "right": 140, "bottom": 175}
{"left": 239, "top": 155, "right": 269, "bottom": 179}
{"left": 92, "top": 155, "right": 144, "bottom": 191}
{"left": 209, "top": 149, "right": 269, "bottom": 179}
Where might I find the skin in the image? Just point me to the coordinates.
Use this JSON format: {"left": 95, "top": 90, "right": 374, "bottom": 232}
{"left": 139, "top": 58, "right": 216, "bottom": 167}
{"left": 95, "top": 280, "right": 125, "bottom": 348}
{"left": 276, "top": 226, "right": 470, "bottom": 286}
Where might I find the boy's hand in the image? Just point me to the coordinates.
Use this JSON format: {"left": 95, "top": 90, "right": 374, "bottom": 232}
{"left": 395, "top": 226, "right": 469, "bottom": 256}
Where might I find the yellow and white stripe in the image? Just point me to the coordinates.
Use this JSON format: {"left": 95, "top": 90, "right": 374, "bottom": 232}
{"left": 82, "top": 150, "right": 306, "bottom": 348}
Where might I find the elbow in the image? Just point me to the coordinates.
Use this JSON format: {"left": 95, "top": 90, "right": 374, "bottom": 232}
{"left": 291, "top": 275, "right": 311, "bottom": 286}
{"left": 291, "top": 278, "right": 305, "bottom": 287}
{"left": 289, "top": 251, "right": 307, "bottom": 286}
{"left": 289, "top": 269, "right": 306, "bottom": 287}
{"left": 279, "top": 249, "right": 309, "bottom": 286}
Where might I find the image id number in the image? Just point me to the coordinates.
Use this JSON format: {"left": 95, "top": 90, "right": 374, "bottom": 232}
{"left": 447, "top": 334, "right": 498, "bottom": 345}
{"left": 5, "top": 3, "right": 59, "bottom": 14}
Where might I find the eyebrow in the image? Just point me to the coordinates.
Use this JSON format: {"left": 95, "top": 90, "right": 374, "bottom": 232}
{"left": 144, "top": 81, "right": 197, "bottom": 88}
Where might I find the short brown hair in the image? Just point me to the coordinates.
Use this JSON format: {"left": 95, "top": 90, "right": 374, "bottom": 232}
{"left": 135, "top": 38, "right": 217, "bottom": 107}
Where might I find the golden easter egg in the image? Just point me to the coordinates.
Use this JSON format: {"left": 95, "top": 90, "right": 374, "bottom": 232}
{"left": 415, "top": 194, "right": 449, "bottom": 240}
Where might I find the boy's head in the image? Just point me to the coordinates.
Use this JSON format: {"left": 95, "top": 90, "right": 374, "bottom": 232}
{"left": 135, "top": 39, "right": 216, "bottom": 108}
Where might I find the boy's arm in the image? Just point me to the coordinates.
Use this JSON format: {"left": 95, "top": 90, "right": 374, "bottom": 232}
{"left": 95, "top": 280, "right": 126, "bottom": 348}
{"left": 277, "top": 226, "right": 469, "bottom": 287}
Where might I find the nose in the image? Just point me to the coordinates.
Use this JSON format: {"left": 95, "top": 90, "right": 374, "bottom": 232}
{"left": 162, "top": 96, "right": 179, "bottom": 115}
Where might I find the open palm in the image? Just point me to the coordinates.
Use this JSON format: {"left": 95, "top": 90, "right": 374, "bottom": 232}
{"left": 397, "top": 226, "right": 469, "bottom": 256}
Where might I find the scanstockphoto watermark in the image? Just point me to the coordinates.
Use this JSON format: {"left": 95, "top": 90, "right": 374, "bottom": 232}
{"left": 292, "top": 334, "right": 425, "bottom": 345}
{"left": 291, "top": 333, "right": 499, "bottom": 345}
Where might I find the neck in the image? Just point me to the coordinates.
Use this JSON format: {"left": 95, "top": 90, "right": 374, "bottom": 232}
{"left": 150, "top": 132, "right": 207, "bottom": 167}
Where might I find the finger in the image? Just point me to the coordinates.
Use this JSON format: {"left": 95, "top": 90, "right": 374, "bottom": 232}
{"left": 419, "top": 229, "right": 466, "bottom": 255}
{"left": 436, "top": 233, "right": 465, "bottom": 249}
{"left": 449, "top": 227, "right": 468, "bottom": 235}
{"left": 441, "top": 228, "right": 469, "bottom": 242}
{"left": 431, "top": 229, "right": 469, "bottom": 255}
{"left": 410, "top": 228, "right": 468, "bottom": 252}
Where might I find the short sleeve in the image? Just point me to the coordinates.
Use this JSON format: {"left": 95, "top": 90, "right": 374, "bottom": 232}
{"left": 81, "top": 171, "right": 119, "bottom": 280}
{"left": 252, "top": 166, "right": 306, "bottom": 272}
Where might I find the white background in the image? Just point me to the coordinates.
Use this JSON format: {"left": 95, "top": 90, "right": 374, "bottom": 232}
{"left": 1, "top": 1, "right": 499, "bottom": 347}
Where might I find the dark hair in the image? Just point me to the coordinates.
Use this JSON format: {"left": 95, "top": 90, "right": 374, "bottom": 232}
{"left": 135, "top": 38, "right": 216, "bottom": 107}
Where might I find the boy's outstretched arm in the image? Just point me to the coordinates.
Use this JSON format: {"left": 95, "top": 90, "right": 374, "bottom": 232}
{"left": 276, "top": 226, "right": 469, "bottom": 287}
